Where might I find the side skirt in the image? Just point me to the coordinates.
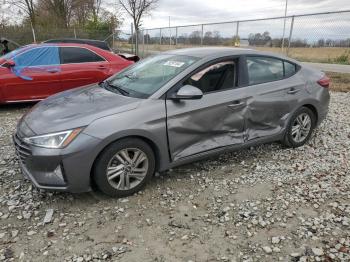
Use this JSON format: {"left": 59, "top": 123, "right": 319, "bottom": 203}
{"left": 166, "top": 133, "right": 284, "bottom": 170}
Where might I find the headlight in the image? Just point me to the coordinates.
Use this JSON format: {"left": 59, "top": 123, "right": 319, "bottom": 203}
{"left": 23, "top": 128, "right": 83, "bottom": 149}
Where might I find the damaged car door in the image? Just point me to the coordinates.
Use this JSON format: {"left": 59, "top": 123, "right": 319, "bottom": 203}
{"left": 243, "top": 56, "right": 305, "bottom": 140}
{"left": 166, "top": 58, "right": 248, "bottom": 161}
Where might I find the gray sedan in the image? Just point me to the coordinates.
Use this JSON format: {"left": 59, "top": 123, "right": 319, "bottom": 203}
{"left": 13, "top": 48, "right": 330, "bottom": 197}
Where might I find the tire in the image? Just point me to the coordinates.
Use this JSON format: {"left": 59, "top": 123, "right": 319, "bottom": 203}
{"left": 93, "top": 138, "right": 155, "bottom": 197}
{"left": 282, "top": 107, "right": 316, "bottom": 148}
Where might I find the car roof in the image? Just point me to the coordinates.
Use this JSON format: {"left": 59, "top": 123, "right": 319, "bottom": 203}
{"left": 165, "top": 47, "right": 256, "bottom": 57}
{"left": 165, "top": 47, "right": 296, "bottom": 62}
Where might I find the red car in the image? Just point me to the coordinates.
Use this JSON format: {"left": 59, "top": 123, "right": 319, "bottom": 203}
{"left": 0, "top": 43, "right": 134, "bottom": 104}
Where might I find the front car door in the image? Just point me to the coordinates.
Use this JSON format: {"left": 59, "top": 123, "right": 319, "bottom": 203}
{"left": 1, "top": 46, "right": 61, "bottom": 102}
{"left": 59, "top": 46, "right": 110, "bottom": 91}
{"left": 166, "top": 57, "right": 248, "bottom": 161}
{"left": 242, "top": 55, "right": 305, "bottom": 140}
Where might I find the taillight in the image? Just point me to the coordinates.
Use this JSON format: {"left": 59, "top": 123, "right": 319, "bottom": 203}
{"left": 317, "top": 76, "right": 330, "bottom": 88}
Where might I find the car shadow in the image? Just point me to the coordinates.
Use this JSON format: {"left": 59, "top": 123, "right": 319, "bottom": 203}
{"left": 0, "top": 102, "right": 36, "bottom": 113}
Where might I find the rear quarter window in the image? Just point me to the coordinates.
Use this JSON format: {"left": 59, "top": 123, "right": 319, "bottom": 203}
{"left": 284, "top": 61, "right": 297, "bottom": 78}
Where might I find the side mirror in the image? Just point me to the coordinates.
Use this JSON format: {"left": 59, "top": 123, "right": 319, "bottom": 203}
{"left": 3, "top": 59, "right": 15, "bottom": 68}
{"left": 170, "top": 85, "right": 203, "bottom": 100}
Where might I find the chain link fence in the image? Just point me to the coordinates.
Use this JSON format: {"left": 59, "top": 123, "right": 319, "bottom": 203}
{"left": 1, "top": 24, "right": 132, "bottom": 53}
{"left": 137, "top": 10, "right": 350, "bottom": 64}
{"left": 1, "top": 10, "right": 349, "bottom": 64}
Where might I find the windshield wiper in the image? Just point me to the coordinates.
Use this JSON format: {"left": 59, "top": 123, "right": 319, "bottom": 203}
{"left": 104, "top": 80, "right": 130, "bottom": 96}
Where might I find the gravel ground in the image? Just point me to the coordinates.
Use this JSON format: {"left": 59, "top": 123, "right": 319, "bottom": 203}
{"left": 0, "top": 92, "right": 349, "bottom": 262}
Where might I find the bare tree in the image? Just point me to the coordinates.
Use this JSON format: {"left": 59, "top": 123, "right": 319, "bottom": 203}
{"left": 119, "top": 0, "right": 158, "bottom": 55}
{"left": 40, "top": 0, "right": 74, "bottom": 28}
{"left": 5, "top": 0, "right": 36, "bottom": 26}
{"left": 71, "top": 0, "right": 91, "bottom": 26}
{"left": 91, "top": 0, "right": 103, "bottom": 22}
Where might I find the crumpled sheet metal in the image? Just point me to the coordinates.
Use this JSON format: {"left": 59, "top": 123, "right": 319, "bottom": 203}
{"left": 168, "top": 100, "right": 245, "bottom": 160}
{"left": 244, "top": 93, "right": 292, "bottom": 141}
{"left": 167, "top": 87, "right": 295, "bottom": 161}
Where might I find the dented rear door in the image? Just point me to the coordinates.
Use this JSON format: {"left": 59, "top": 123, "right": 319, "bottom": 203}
{"left": 166, "top": 88, "right": 248, "bottom": 161}
{"left": 243, "top": 56, "right": 306, "bottom": 141}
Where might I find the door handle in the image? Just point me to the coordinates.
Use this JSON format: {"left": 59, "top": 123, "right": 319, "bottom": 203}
{"left": 228, "top": 102, "right": 245, "bottom": 109}
{"left": 47, "top": 68, "right": 59, "bottom": 73}
{"left": 98, "top": 65, "right": 107, "bottom": 69}
{"left": 287, "top": 88, "right": 300, "bottom": 94}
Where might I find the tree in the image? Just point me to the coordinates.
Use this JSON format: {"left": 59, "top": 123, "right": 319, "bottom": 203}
{"left": 71, "top": 0, "right": 91, "bottom": 26}
{"left": 39, "top": 0, "right": 74, "bottom": 28}
{"left": 248, "top": 31, "right": 271, "bottom": 46}
{"left": 119, "top": 0, "right": 158, "bottom": 55}
{"left": 5, "top": 0, "right": 36, "bottom": 27}
{"left": 91, "top": 0, "right": 103, "bottom": 23}
{"left": 189, "top": 30, "right": 201, "bottom": 45}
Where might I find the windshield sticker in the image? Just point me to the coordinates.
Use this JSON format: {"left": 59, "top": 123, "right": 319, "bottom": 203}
{"left": 163, "top": 61, "right": 185, "bottom": 68}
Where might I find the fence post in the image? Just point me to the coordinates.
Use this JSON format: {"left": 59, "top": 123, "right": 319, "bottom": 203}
{"left": 74, "top": 27, "right": 77, "bottom": 38}
{"left": 131, "top": 23, "right": 134, "bottom": 54}
{"left": 235, "top": 21, "right": 239, "bottom": 46}
{"left": 160, "top": 28, "right": 162, "bottom": 45}
{"left": 201, "top": 24, "right": 204, "bottom": 45}
{"left": 175, "top": 27, "right": 178, "bottom": 46}
{"left": 142, "top": 30, "right": 145, "bottom": 58}
{"left": 145, "top": 30, "right": 148, "bottom": 56}
{"left": 281, "top": 0, "right": 289, "bottom": 53}
{"left": 112, "top": 29, "right": 115, "bottom": 51}
{"left": 287, "top": 16, "right": 295, "bottom": 55}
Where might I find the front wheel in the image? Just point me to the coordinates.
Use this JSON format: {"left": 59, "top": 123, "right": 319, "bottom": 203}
{"left": 282, "top": 107, "right": 316, "bottom": 148}
{"left": 93, "top": 138, "right": 155, "bottom": 197}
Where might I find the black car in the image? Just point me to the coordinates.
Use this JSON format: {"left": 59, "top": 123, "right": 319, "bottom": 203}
{"left": 43, "top": 38, "right": 140, "bottom": 62}
{"left": 43, "top": 38, "right": 111, "bottom": 51}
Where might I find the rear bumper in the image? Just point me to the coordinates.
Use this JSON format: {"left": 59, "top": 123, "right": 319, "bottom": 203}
{"left": 316, "top": 90, "right": 330, "bottom": 127}
{"left": 13, "top": 132, "right": 102, "bottom": 193}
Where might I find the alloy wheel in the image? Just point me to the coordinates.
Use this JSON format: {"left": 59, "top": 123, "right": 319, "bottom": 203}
{"left": 106, "top": 148, "right": 149, "bottom": 191}
{"left": 291, "top": 113, "right": 312, "bottom": 143}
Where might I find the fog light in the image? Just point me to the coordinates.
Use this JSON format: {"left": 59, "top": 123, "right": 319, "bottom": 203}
{"left": 39, "top": 165, "right": 66, "bottom": 186}
{"left": 52, "top": 165, "right": 64, "bottom": 181}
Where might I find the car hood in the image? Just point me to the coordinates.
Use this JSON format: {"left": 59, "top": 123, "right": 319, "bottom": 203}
{"left": 23, "top": 84, "right": 141, "bottom": 135}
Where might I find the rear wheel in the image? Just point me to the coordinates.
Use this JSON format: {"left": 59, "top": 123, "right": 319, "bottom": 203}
{"left": 93, "top": 138, "right": 155, "bottom": 197}
{"left": 282, "top": 107, "right": 316, "bottom": 148}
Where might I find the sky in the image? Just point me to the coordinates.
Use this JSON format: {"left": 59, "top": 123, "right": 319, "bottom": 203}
{"left": 118, "top": 0, "right": 350, "bottom": 30}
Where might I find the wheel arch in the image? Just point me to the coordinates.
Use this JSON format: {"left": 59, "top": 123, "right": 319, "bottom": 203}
{"left": 89, "top": 133, "right": 167, "bottom": 185}
{"left": 302, "top": 104, "right": 318, "bottom": 125}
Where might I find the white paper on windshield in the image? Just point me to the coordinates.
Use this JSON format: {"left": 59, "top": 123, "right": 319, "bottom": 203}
{"left": 163, "top": 61, "right": 185, "bottom": 67}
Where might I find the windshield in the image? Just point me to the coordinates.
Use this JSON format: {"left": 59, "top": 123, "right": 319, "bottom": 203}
{"left": 0, "top": 45, "right": 34, "bottom": 60}
{"left": 107, "top": 54, "right": 199, "bottom": 98}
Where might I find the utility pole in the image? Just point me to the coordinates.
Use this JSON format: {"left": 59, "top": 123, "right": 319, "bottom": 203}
{"left": 281, "top": 0, "right": 288, "bottom": 53}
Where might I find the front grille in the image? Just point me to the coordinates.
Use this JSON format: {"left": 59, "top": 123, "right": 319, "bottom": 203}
{"left": 13, "top": 133, "right": 32, "bottom": 164}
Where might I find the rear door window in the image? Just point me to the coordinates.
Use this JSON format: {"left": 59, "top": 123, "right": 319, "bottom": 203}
{"left": 247, "top": 56, "right": 284, "bottom": 85}
{"left": 59, "top": 47, "right": 105, "bottom": 64}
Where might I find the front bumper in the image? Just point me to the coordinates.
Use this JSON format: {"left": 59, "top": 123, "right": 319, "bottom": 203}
{"left": 13, "top": 132, "right": 102, "bottom": 193}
